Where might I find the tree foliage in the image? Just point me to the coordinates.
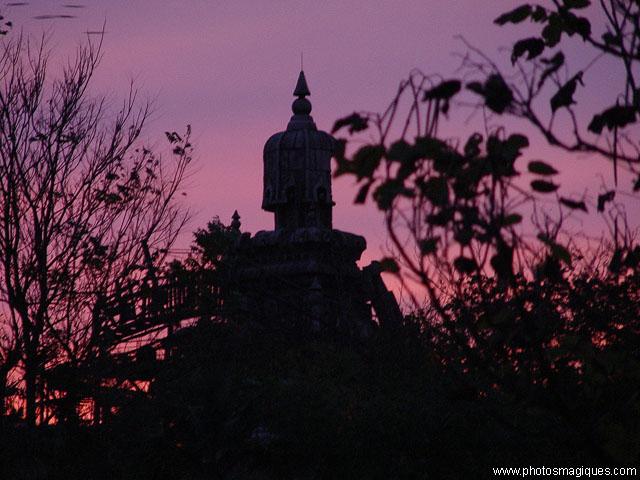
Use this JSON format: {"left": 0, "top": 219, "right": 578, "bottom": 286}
{"left": 333, "top": 0, "right": 640, "bottom": 465}
{"left": 0, "top": 34, "right": 191, "bottom": 426}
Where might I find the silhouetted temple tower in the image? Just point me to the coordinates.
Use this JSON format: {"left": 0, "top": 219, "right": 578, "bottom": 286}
{"left": 229, "top": 71, "right": 401, "bottom": 335}
{"left": 262, "top": 71, "right": 334, "bottom": 231}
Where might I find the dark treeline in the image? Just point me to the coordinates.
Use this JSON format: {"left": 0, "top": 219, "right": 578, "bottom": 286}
{"left": 1, "top": 245, "right": 638, "bottom": 477}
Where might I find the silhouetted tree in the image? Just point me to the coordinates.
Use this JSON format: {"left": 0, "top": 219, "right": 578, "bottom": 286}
{"left": 186, "top": 216, "right": 237, "bottom": 271}
{"left": 0, "top": 34, "right": 191, "bottom": 426}
{"left": 333, "top": 0, "right": 640, "bottom": 464}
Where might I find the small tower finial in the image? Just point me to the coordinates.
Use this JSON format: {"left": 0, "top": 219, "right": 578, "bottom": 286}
{"left": 293, "top": 70, "right": 310, "bottom": 98}
{"left": 292, "top": 71, "right": 312, "bottom": 115}
{"left": 231, "top": 210, "right": 241, "bottom": 232}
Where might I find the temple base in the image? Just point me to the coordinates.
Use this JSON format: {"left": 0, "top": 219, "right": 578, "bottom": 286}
{"left": 226, "top": 227, "right": 401, "bottom": 337}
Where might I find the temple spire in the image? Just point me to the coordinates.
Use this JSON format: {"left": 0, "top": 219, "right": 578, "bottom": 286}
{"left": 292, "top": 71, "right": 312, "bottom": 116}
{"left": 293, "top": 70, "right": 310, "bottom": 97}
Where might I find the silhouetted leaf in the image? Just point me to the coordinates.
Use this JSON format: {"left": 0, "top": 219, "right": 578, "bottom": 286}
{"left": 466, "top": 82, "right": 483, "bottom": 95}
{"left": 542, "top": 14, "right": 563, "bottom": 46}
{"left": 634, "top": 174, "right": 640, "bottom": 191}
{"left": 373, "top": 179, "right": 411, "bottom": 210}
{"left": 333, "top": 140, "right": 350, "bottom": 176}
{"left": 419, "top": 237, "right": 439, "bottom": 255}
{"left": 454, "top": 256, "right": 477, "bottom": 274}
{"left": 495, "top": 5, "right": 532, "bottom": 25}
{"left": 531, "top": 6, "right": 548, "bottom": 22}
{"left": 426, "top": 209, "right": 453, "bottom": 226}
{"left": 387, "top": 140, "right": 411, "bottom": 162}
{"left": 588, "top": 105, "right": 636, "bottom": 134}
{"left": 334, "top": 139, "right": 346, "bottom": 161}
{"left": 332, "top": 113, "right": 368, "bottom": 134}
{"left": 33, "top": 14, "right": 76, "bottom": 19}
{"left": 531, "top": 180, "right": 559, "bottom": 192}
{"left": 562, "top": 11, "right": 591, "bottom": 39}
{"left": 538, "top": 52, "right": 564, "bottom": 88}
{"left": 587, "top": 115, "right": 606, "bottom": 135}
{"left": 506, "top": 133, "right": 529, "bottom": 151}
{"left": 452, "top": 174, "right": 478, "bottom": 199}
{"left": 501, "top": 214, "right": 523, "bottom": 226}
{"left": 486, "top": 134, "right": 524, "bottom": 178}
{"left": 597, "top": 190, "right": 615, "bottom": 212}
{"left": 563, "top": 0, "right": 590, "bottom": 9}
{"left": 602, "top": 31, "right": 622, "bottom": 47}
{"left": 379, "top": 257, "right": 400, "bottom": 273}
{"left": 354, "top": 181, "right": 373, "bottom": 204}
{"left": 421, "top": 177, "right": 449, "bottom": 206}
{"left": 512, "top": 37, "right": 545, "bottom": 64}
{"left": 455, "top": 228, "right": 474, "bottom": 246}
{"left": 528, "top": 160, "right": 558, "bottom": 175}
{"left": 483, "top": 74, "right": 513, "bottom": 113}
{"left": 550, "top": 72, "right": 583, "bottom": 112}
{"left": 560, "top": 197, "right": 587, "bottom": 211}
{"left": 412, "top": 136, "right": 448, "bottom": 159}
{"left": 352, "top": 145, "right": 384, "bottom": 180}
{"left": 423, "top": 80, "right": 461, "bottom": 101}
{"left": 464, "top": 133, "right": 483, "bottom": 158}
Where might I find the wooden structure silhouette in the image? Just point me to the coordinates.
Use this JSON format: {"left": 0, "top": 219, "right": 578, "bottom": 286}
{"left": 228, "top": 71, "right": 402, "bottom": 336}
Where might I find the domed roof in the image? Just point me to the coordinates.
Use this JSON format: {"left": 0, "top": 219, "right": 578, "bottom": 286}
{"left": 263, "top": 71, "right": 334, "bottom": 163}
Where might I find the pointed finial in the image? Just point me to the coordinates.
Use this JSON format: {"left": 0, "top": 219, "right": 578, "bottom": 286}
{"left": 293, "top": 70, "right": 311, "bottom": 97}
{"left": 230, "top": 210, "right": 241, "bottom": 232}
{"left": 292, "top": 71, "right": 312, "bottom": 115}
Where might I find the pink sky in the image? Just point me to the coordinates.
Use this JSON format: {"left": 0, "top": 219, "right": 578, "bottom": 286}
{"left": 5, "top": 1, "right": 638, "bottom": 282}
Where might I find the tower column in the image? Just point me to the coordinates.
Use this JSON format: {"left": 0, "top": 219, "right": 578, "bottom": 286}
{"left": 262, "top": 71, "right": 335, "bottom": 231}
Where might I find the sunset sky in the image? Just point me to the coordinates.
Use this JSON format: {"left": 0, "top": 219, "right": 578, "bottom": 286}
{"left": 5, "top": 1, "right": 638, "bottom": 272}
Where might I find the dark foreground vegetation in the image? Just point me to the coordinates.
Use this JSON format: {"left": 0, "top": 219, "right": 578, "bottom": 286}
{"left": 0, "top": 223, "right": 638, "bottom": 478}
{"left": 1, "top": 287, "right": 637, "bottom": 479}
{"left": 1, "top": 1, "right": 640, "bottom": 478}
